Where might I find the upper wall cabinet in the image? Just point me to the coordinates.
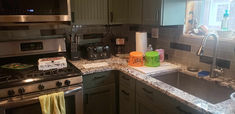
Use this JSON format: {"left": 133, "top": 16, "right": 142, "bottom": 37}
{"left": 143, "top": 0, "right": 161, "bottom": 25}
{"left": 109, "top": 0, "right": 129, "bottom": 24}
{"left": 143, "top": 0, "right": 186, "bottom": 26}
{"left": 128, "top": 0, "right": 142, "bottom": 24}
{"left": 71, "top": 0, "right": 108, "bottom": 25}
{"left": 71, "top": 0, "right": 186, "bottom": 26}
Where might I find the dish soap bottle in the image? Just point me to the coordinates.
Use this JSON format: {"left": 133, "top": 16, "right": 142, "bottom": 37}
{"left": 221, "top": 10, "right": 229, "bottom": 31}
{"left": 147, "top": 44, "right": 153, "bottom": 52}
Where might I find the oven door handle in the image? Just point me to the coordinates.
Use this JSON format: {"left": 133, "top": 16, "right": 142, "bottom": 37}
{"left": 0, "top": 86, "right": 82, "bottom": 110}
{"left": 64, "top": 86, "right": 82, "bottom": 95}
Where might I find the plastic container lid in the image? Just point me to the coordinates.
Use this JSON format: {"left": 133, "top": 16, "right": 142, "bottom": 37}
{"left": 198, "top": 71, "right": 210, "bottom": 77}
{"left": 128, "top": 51, "right": 144, "bottom": 67}
{"left": 130, "top": 51, "right": 143, "bottom": 57}
{"left": 145, "top": 51, "right": 160, "bottom": 67}
{"left": 145, "top": 51, "right": 159, "bottom": 57}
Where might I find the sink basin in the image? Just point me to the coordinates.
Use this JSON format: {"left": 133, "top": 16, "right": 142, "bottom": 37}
{"left": 152, "top": 72, "right": 234, "bottom": 104}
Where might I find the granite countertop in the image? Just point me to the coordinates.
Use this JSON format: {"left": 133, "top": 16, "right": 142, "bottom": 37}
{"left": 70, "top": 56, "right": 235, "bottom": 114}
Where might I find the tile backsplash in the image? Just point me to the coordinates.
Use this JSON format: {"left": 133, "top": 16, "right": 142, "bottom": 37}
{"left": 1, "top": 23, "right": 234, "bottom": 79}
{"left": 0, "top": 23, "right": 70, "bottom": 41}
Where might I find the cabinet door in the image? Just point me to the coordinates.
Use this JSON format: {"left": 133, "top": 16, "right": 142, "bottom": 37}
{"left": 109, "top": 0, "right": 129, "bottom": 24}
{"left": 71, "top": 0, "right": 108, "bottom": 25}
{"left": 119, "top": 85, "right": 135, "bottom": 114}
{"left": 161, "top": 0, "right": 186, "bottom": 26}
{"left": 119, "top": 72, "right": 135, "bottom": 91}
{"left": 142, "top": 0, "right": 161, "bottom": 25}
{"left": 136, "top": 95, "right": 166, "bottom": 114}
{"left": 128, "top": 0, "right": 142, "bottom": 24}
{"left": 84, "top": 84, "right": 116, "bottom": 114}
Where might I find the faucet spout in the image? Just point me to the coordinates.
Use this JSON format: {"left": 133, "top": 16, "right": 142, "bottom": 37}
{"left": 196, "top": 34, "right": 221, "bottom": 78}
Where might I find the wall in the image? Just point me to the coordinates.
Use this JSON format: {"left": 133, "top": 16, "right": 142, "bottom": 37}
{"left": 1, "top": 23, "right": 234, "bottom": 79}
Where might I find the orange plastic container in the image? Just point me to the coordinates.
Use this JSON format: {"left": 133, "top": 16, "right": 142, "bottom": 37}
{"left": 128, "top": 51, "right": 144, "bottom": 67}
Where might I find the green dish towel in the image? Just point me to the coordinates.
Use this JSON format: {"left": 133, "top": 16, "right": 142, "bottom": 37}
{"left": 39, "top": 92, "right": 66, "bottom": 114}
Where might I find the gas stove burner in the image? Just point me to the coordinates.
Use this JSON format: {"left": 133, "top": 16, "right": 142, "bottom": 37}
{"left": 0, "top": 62, "right": 82, "bottom": 88}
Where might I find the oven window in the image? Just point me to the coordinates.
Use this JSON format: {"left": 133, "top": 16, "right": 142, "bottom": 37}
{"left": 6, "top": 95, "right": 76, "bottom": 114}
{"left": 6, "top": 103, "right": 42, "bottom": 114}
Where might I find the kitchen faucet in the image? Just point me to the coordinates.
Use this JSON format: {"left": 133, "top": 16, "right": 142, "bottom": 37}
{"left": 197, "top": 34, "right": 223, "bottom": 78}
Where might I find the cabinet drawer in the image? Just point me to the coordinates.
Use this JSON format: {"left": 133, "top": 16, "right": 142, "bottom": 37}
{"left": 83, "top": 71, "right": 115, "bottom": 89}
{"left": 119, "top": 85, "right": 135, "bottom": 114}
{"left": 119, "top": 72, "right": 135, "bottom": 90}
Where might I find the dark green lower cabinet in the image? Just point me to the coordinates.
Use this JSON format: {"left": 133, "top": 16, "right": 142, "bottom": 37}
{"left": 83, "top": 71, "right": 201, "bottom": 114}
{"left": 136, "top": 80, "right": 201, "bottom": 114}
{"left": 136, "top": 95, "right": 166, "bottom": 114}
{"left": 83, "top": 84, "right": 116, "bottom": 114}
{"left": 119, "top": 85, "right": 135, "bottom": 114}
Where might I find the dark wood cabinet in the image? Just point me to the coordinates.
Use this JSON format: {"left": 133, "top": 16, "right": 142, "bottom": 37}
{"left": 83, "top": 84, "right": 116, "bottom": 114}
{"left": 83, "top": 71, "right": 201, "bottom": 114}
{"left": 136, "top": 80, "right": 201, "bottom": 114}
{"left": 119, "top": 72, "right": 136, "bottom": 114}
{"left": 83, "top": 71, "right": 117, "bottom": 114}
{"left": 136, "top": 95, "right": 166, "bottom": 114}
{"left": 71, "top": 0, "right": 186, "bottom": 25}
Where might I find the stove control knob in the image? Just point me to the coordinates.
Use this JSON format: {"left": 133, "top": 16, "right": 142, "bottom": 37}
{"left": 56, "top": 81, "right": 63, "bottom": 88}
{"left": 18, "top": 88, "right": 25, "bottom": 95}
{"left": 93, "top": 48, "right": 97, "bottom": 53}
{"left": 38, "top": 84, "right": 45, "bottom": 91}
{"left": 64, "top": 80, "right": 71, "bottom": 86}
{"left": 8, "top": 90, "right": 15, "bottom": 97}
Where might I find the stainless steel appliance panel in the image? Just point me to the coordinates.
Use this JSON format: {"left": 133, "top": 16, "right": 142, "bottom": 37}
{"left": 0, "top": 0, "right": 71, "bottom": 22}
{"left": 0, "top": 85, "right": 83, "bottom": 114}
{"left": 0, "top": 38, "right": 66, "bottom": 58}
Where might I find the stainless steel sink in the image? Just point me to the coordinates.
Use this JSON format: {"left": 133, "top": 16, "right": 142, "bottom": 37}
{"left": 152, "top": 72, "right": 234, "bottom": 104}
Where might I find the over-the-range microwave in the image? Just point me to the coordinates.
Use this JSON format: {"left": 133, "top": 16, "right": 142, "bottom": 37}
{"left": 0, "top": 0, "right": 71, "bottom": 22}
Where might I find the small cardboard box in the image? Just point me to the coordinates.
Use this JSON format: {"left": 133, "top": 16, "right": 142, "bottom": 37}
{"left": 38, "top": 57, "right": 67, "bottom": 70}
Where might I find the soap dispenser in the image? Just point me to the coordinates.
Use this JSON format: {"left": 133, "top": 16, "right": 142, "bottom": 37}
{"left": 221, "top": 10, "right": 229, "bottom": 31}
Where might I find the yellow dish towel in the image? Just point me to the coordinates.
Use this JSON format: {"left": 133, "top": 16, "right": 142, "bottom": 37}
{"left": 39, "top": 92, "right": 66, "bottom": 114}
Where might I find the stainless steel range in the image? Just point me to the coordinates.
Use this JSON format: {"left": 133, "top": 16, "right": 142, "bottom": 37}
{"left": 0, "top": 38, "right": 83, "bottom": 114}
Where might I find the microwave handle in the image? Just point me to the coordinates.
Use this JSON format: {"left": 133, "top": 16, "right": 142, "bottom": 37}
{"left": 0, "top": 86, "right": 82, "bottom": 109}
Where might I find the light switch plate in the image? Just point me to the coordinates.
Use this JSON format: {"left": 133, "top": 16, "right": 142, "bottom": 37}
{"left": 151, "top": 28, "right": 159, "bottom": 38}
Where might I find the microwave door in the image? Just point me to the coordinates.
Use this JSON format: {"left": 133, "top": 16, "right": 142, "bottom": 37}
{"left": 0, "top": 0, "right": 71, "bottom": 22}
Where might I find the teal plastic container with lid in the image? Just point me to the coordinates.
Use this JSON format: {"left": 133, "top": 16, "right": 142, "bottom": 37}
{"left": 144, "top": 51, "right": 160, "bottom": 67}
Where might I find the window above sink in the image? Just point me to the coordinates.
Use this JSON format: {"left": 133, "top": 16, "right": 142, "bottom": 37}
{"left": 184, "top": 0, "right": 235, "bottom": 39}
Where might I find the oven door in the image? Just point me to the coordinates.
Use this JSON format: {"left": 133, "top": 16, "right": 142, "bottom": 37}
{"left": 0, "top": 85, "right": 83, "bottom": 114}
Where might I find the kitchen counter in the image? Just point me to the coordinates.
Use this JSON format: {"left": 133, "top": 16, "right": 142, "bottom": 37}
{"left": 70, "top": 56, "right": 235, "bottom": 114}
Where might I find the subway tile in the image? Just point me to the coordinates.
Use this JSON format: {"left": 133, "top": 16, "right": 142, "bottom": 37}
{"left": 199, "top": 56, "right": 231, "bottom": 69}
{"left": 170, "top": 42, "right": 191, "bottom": 51}
{"left": 0, "top": 26, "right": 29, "bottom": 30}
{"left": 83, "top": 33, "right": 104, "bottom": 39}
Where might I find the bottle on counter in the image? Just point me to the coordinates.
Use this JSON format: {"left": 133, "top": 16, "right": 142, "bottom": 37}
{"left": 221, "top": 10, "right": 229, "bottom": 31}
{"left": 147, "top": 44, "right": 153, "bottom": 52}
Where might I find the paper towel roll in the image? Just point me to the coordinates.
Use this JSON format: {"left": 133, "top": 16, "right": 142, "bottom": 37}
{"left": 136, "top": 32, "right": 147, "bottom": 54}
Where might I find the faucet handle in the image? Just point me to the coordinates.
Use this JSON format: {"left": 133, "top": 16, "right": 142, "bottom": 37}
{"left": 213, "top": 67, "right": 224, "bottom": 76}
